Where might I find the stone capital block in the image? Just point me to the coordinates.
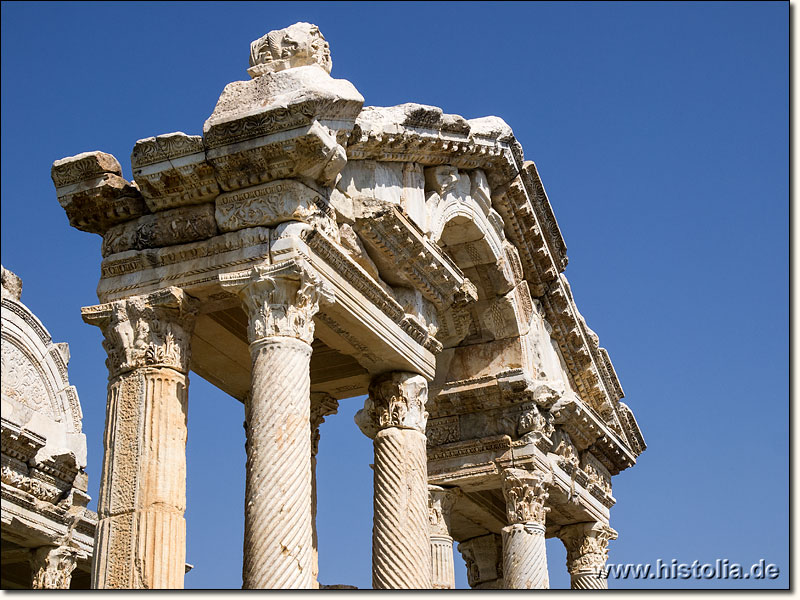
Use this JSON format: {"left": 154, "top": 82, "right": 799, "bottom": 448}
{"left": 220, "top": 259, "right": 331, "bottom": 345}
{"left": 30, "top": 545, "right": 78, "bottom": 589}
{"left": 355, "top": 371, "right": 429, "bottom": 438}
{"left": 501, "top": 467, "right": 551, "bottom": 527}
{"left": 559, "top": 521, "right": 617, "bottom": 575}
{"left": 81, "top": 287, "right": 197, "bottom": 379}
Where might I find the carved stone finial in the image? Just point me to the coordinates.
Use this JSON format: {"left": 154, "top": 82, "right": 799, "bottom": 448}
{"left": 248, "top": 22, "right": 332, "bottom": 78}
{"left": 81, "top": 287, "right": 197, "bottom": 378}
{"left": 355, "top": 372, "right": 429, "bottom": 438}
{"left": 559, "top": 522, "right": 618, "bottom": 575}
{"left": 501, "top": 468, "right": 551, "bottom": 526}
{"left": 1, "top": 265, "right": 22, "bottom": 301}
{"left": 220, "top": 259, "right": 332, "bottom": 345}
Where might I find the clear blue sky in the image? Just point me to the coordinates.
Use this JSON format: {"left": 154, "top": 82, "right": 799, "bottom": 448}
{"left": 1, "top": 1, "right": 787, "bottom": 590}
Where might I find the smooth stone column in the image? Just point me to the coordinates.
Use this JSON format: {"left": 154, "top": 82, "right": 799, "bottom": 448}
{"left": 500, "top": 468, "right": 552, "bottom": 589}
{"left": 310, "top": 392, "right": 339, "bottom": 589}
{"left": 82, "top": 288, "right": 196, "bottom": 589}
{"left": 458, "top": 534, "right": 504, "bottom": 589}
{"left": 428, "top": 485, "right": 458, "bottom": 589}
{"left": 221, "top": 260, "right": 327, "bottom": 589}
{"left": 559, "top": 522, "right": 618, "bottom": 589}
{"left": 30, "top": 545, "right": 78, "bottom": 589}
{"left": 355, "top": 372, "right": 431, "bottom": 589}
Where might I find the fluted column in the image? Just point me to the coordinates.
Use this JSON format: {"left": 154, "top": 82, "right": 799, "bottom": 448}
{"left": 559, "top": 522, "right": 617, "bottom": 589}
{"left": 355, "top": 372, "right": 431, "bottom": 589}
{"left": 30, "top": 545, "right": 78, "bottom": 589}
{"left": 82, "top": 288, "right": 196, "bottom": 589}
{"left": 310, "top": 392, "right": 339, "bottom": 589}
{"left": 221, "top": 260, "right": 327, "bottom": 589}
{"left": 428, "top": 486, "right": 457, "bottom": 589}
{"left": 500, "top": 468, "right": 552, "bottom": 589}
{"left": 458, "top": 534, "right": 504, "bottom": 589}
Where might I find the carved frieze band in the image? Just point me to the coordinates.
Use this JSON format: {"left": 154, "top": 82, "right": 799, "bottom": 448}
{"left": 81, "top": 287, "right": 197, "bottom": 379}
{"left": 355, "top": 372, "right": 429, "bottom": 438}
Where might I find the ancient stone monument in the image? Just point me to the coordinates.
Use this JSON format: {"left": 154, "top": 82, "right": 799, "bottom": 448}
{"left": 1, "top": 266, "right": 96, "bottom": 588}
{"left": 50, "top": 23, "right": 645, "bottom": 589}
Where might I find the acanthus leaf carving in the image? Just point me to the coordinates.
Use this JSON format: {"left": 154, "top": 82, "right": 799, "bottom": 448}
{"left": 501, "top": 467, "right": 551, "bottom": 526}
{"left": 428, "top": 485, "right": 458, "bottom": 537}
{"left": 558, "top": 522, "right": 617, "bottom": 575}
{"left": 355, "top": 371, "right": 428, "bottom": 438}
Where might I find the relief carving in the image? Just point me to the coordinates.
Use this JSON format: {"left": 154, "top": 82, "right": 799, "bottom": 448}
{"left": 501, "top": 467, "right": 551, "bottom": 526}
{"left": 355, "top": 372, "right": 428, "bottom": 438}
{"left": 559, "top": 522, "right": 617, "bottom": 575}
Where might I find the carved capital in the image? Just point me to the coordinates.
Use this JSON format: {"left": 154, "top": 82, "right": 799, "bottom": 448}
{"left": 501, "top": 468, "right": 551, "bottom": 526}
{"left": 355, "top": 372, "right": 428, "bottom": 438}
{"left": 220, "top": 259, "right": 332, "bottom": 345}
{"left": 428, "top": 485, "right": 458, "bottom": 537}
{"left": 310, "top": 392, "right": 339, "bottom": 457}
{"left": 30, "top": 545, "right": 78, "bottom": 589}
{"left": 248, "top": 23, "right": 332, "bottom": 78}
{"left": 82, "top": 287, "right": 197, "bottom": 378}
{"left": 457, "top": 534, "right": 503, "bottom": 588}
{"left": 559, "top": 522, "right": 618, "bottom": 575}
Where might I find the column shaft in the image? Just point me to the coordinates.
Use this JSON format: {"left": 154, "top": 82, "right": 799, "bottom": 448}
{"left": 82, "top": 288, "right": 195, "bottom": 590}
{"left": 372, "top": 427, "right": 431, "bottom": 589}
{"left": 243, "top": 338, "right": 313, "bottom": 589}
{"left": 430, "top": 535, "right": 455, "bottom": 589}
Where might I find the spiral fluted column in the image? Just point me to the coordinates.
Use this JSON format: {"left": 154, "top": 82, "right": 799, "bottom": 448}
{"left": 355, "top": 372, "right": 431, "bottom": 589}
{"left": 310, "top": 393, "right": 339, "bottom": 589}
{"left": 428, "top": 485, "right": 458, "bottom": 589}
{"left": 500, "top": 468, "right": 552, "bottom": 589}
{"left": 82, "top": 288, "right": 196, "bottom": 589}
{"left": 221, "top": 260, "right": 327, "bottom": 590}
{"left": 559, "top": 522, "right": 617, "bottom": 589}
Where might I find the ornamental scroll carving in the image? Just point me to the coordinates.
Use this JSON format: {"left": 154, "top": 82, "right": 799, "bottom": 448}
{"left": 501, "top": 468, "right": 551, "bottom": 526}
{"left": 559, "top": 522, "right": 617, "bottom": 575}
{"left": 81, "top": 288, "right": 197, "bottom": 378}
{"left": 355, "top": 372, "right": 428, "bottom": 438}
{"left": 220, "top": 259, "right": 332, "bottom": 345}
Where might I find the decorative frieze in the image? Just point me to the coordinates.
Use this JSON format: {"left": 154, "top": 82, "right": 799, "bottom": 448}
{"left": 215, "top": 179, "right": 326, "bottom": 232}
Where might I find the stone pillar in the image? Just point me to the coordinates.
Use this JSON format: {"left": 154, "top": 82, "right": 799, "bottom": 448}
{"left": 428, "top": 485, "right": 457, "bottom": 589}
{"left": 355, "top": 372, "right": 431, "bottom": 589}
{"left": 500, "top": 468, "right": 552, "bottom": 589}
{"left": 559, "top": 522, "right": 618, "bottom": 589}
{"left": 30, "top": 545, "right": 78, "bottom": 589}
{"left": 82, "top": 288, "right": 196, "bottom": 589}
{"left": 310, "top": 392, "right": 339, "bottom": 589}
{"left": 458, "top": 534, "right": 504, "bottom": 589}
{"left": 221, "top": 260, "right": 327, "bottom": 589}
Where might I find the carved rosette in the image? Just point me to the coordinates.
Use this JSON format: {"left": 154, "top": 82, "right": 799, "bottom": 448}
{"left": 30, "top": 545, "right": 78, "bottom": 589}
{"left": 501, "top": 468, "right": 551, "bottom": 528}
{"left": 220, "top": 260, "right": 330, "bottom": 346}
{"left": 355, "top": 372, "right": 429, "bottom": 438}
{"left": 81, "top": 287, "right": 197, "bottom": 379}
{"left": 559, "top": 522, "right": 617, "bottom": 579}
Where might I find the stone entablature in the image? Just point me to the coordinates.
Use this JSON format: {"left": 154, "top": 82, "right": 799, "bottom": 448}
{"left": 1, "top": 265, "right": 96, "bottom": 589}
{"left": 51, "top": 22, "right": 644, "bottom": 589}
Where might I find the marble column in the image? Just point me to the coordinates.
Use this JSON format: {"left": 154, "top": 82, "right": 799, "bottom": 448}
{"left": 221, "top": 260, "right": 326, "bottom": 589}
{"left": 457, "top": 533, "right": 504, "bottom": 589}
{"left": 355, "top": 372, "right": 431, "bottom": 589}
{"left": 30, "top": 545, "right": 78, "bottom": 589}
{"left": 82, "top": 287, "right": 196, "bottom": 589}
{"left": 428, "top": 485, "right": 457, "bottom": 589}
{"left": 559, "top": 522, "right": 617, "bottom": 589}
{"left": 500, "top": 468, "right": 551, "bottom": 589}
{"left": 310, "top": 392, "right": 339, "bottom": 589}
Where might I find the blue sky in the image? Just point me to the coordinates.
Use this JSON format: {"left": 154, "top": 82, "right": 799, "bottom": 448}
{"left": 0, "top": 1, "right": 787, "bottom": 590}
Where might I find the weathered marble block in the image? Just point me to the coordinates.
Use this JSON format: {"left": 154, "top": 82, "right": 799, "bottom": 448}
{"left": 215, "top": 179, "right": 324, "bottom": 232}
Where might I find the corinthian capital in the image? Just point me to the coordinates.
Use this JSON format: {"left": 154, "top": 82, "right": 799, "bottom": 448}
{"left": 559, "top": 522, "right": 618, "bottom": 575}
{"left": 30, "top": 545, "right": 78, "bottom": 589}
{"left": 354, "top": 372, "right": 428, "bottom": 438}
{"left": 310, "top": 392, "right": 339, "bottom": 457}
{"left": 501, "top": 468, "right": 551, "bottom": 526}
{"left": 81, "top": 287, "right": 197, "bottom": 378}
{"left": 220, "top": 259, "right": 331, "bottom": 345}
{"left": 428, "top": 485, "right": 458, "bottom": 537}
